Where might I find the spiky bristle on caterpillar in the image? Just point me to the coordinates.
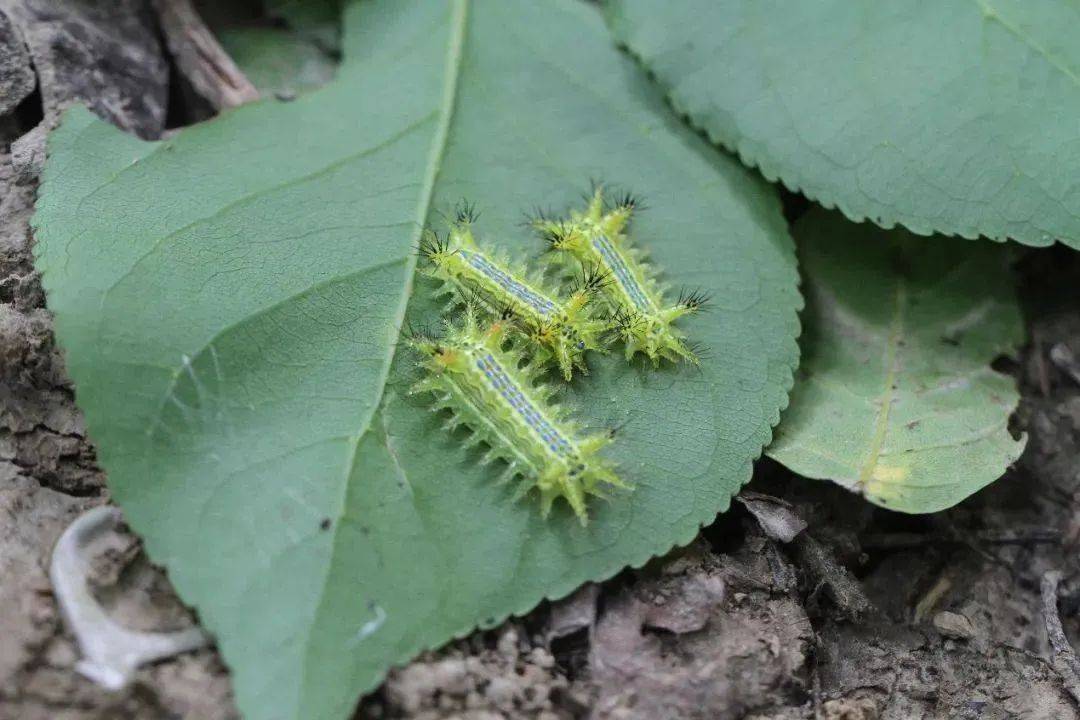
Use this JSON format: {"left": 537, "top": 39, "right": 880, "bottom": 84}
{"left": 534, "top": 186, "right": 705, "bottom": 366}
{"left": 408, "top": 307, "right": 626, "bottom": 524}
{"left": 418, "top": 203, "right": 609, "bottom": 381}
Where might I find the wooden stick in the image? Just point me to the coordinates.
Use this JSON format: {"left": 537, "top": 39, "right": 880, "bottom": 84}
{"left": 152, "top": 0, "right": 258, "bottom": 110}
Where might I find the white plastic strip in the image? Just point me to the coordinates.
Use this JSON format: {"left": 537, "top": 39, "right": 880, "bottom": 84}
{"left": 50, "top": 505, "right": 210, "bottom": 690}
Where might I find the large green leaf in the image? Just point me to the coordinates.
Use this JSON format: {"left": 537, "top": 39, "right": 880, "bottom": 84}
{"left": 767, "top": 209, "right": 1025, "bottom": 513}
{"left": 33, "top": 1, "right": 800, "bottom": 718}
{"left": 609, "top": 0, "right": 1080, "bottom": 248}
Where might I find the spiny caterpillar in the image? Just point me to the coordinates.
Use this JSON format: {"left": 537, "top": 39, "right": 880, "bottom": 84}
{"left": 418, "top": 203, "right": 609, "bottom": 381}
{"left": 407, "top": 308, "right": 625, "bottom": 524}
{"left": 533, "top": 186, "right": 708, "bottom": 366}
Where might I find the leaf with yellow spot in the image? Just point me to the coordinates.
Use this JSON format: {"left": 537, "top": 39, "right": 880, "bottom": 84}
{"left": 767, "top": 209, "right": 1026, "bottom": 513}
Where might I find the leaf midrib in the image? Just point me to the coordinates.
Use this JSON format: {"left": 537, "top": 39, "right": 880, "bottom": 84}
{"left": 856, "top": 276, "right": 906, "bottom": 490}
{"left": 972, "top": 0, "right": 1080, "bottom": 90}
{"left": 298, "top": 0, "right": 470, "bottom": 713}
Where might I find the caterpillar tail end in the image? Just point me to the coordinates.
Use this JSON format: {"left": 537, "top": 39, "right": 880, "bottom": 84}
{"left": 538, "top": 480, "right": 589, "bottom": 526}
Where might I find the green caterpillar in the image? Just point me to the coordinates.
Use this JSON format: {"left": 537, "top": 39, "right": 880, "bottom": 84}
{"left": 419, "top": 204, "right": 608, "bottom": 381}
{"left": 534, "top": 187, "right": 707, "bottom": 366}
{"left": 408, "top": 308, "right": 624, "bottom": 524}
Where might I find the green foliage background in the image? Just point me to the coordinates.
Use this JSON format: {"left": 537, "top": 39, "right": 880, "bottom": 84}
{"left": 610, "top": 0, "right": 1080, "bottom": 247}
{"left": 32, "top": 0, "right": 1060, "bottom": 717}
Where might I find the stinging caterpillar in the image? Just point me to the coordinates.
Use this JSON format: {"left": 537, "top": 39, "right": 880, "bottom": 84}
{"left": 534, "top": 186, "right": 708, "bottom": 366}
{"left": 407, "top": 307, "right": 625, "bottom": 524}
{"left": 418, "top": 203, "right": 609, "bottom": 381}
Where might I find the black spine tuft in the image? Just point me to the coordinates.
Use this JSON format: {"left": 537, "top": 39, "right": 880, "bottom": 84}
{"left": 605, "top": 308, "right": 643, "bottom": 343}
{"left": 571, "top": 263, "right": 611, "bottom": 295}
{"left": 610, "top": 189, "right": 644, "bottom": 213}
{"left": 540, "top": 220, "right": 571, "bottom": 248}
{"left": 523, "top": 205, "right": 556, "bottom": 227}
{"left": 400, "top": 319, "right": 440, "bottom": 347}
{"left": 455, "top": 199, "right": 480, "bottom": 224}
{"left": 417, "top": 229, "right": 450, "bottom": 261}
{"left": 677, "top": 287, "right": 712, "bottom": 312}
{"left": 686, "top": 340, "right": 712, "bottom": 362}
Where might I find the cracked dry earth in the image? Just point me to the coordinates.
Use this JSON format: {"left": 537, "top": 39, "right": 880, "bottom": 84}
{"left": 4, "top": 1, "right": 1080, "bottom": 719}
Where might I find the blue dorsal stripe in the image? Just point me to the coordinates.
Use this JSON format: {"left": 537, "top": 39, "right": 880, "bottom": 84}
{"left": 592, "top": 235, "right": 651, "bottom": 311}
{"left": 460, "top": 250, "right": 556, "bottom": 316}
{"left": 477, "top": 353, "right": 572, "bottom": 457}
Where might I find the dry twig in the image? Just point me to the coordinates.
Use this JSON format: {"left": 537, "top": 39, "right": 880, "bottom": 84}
{"left": 152, "top": 0, "right": 258, "bottom": 109}
{"left": 1041, "top": 570, "right": 1080, "bottom": 705}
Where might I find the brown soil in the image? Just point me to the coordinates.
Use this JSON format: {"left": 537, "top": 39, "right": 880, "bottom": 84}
{"left": 2, "top": 2, "right": 1079, "bottom": 719}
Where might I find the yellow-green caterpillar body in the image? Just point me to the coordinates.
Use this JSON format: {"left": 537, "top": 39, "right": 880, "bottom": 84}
{"left": 408, "top": 309, "right": 624, "bottom": 524}
{"left": 419, "top": 207, "right": 608, "bottom": 380}
{"left": 535, "top": 188, "right": 706, "bottom": 365}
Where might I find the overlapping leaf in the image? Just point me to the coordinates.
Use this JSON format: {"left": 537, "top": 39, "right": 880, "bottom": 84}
{"left": 217, "top": 27, "right": 336, "bottom": 98}
{"left": 609, "top": 0, "right": 1080, "bottom": 248}
{"left": 768, "top": 210, "right": 1025, "bottom": 512}
{"left": 33, "top": 1, "right": 800, "bottom": 718}
{"left": 265, "top": 0, "right": 342, "bottom": 51}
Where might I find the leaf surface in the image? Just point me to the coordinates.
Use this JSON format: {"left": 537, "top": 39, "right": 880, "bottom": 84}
{"left": 33, "top": 1, "right": 800, "bottom": 718}
{"left": 768, "top": 209, "right": 1025, "bottom": 512}
{"left": 609, "top": 0, "right": 1080, "bottom": 247}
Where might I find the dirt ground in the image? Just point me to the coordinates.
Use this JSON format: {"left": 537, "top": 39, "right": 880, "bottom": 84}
{"left": 3, "top": 2, "right": 1080, "bottom": 719}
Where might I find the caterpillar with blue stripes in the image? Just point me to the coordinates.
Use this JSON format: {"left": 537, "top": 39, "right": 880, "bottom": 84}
{"left": 533, "top": 186, "right": 707, "bottom": 366}
{"left": 419, "top": 203, "right": 608, "bottom": 381}
{"left": 408, "top": 308, "right": 624, "bottom": 524}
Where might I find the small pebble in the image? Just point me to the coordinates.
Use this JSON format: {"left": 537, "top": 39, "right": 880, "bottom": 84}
{"left": 933, "top": 610, "right": 976, "bottom": 640}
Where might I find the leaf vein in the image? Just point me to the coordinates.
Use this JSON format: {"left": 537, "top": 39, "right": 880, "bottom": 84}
{"left": 856, "top": 277, "right": 906, "bottom": 488}
{"left": 300, "top": 0, "right": 471, "bottom": 710}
